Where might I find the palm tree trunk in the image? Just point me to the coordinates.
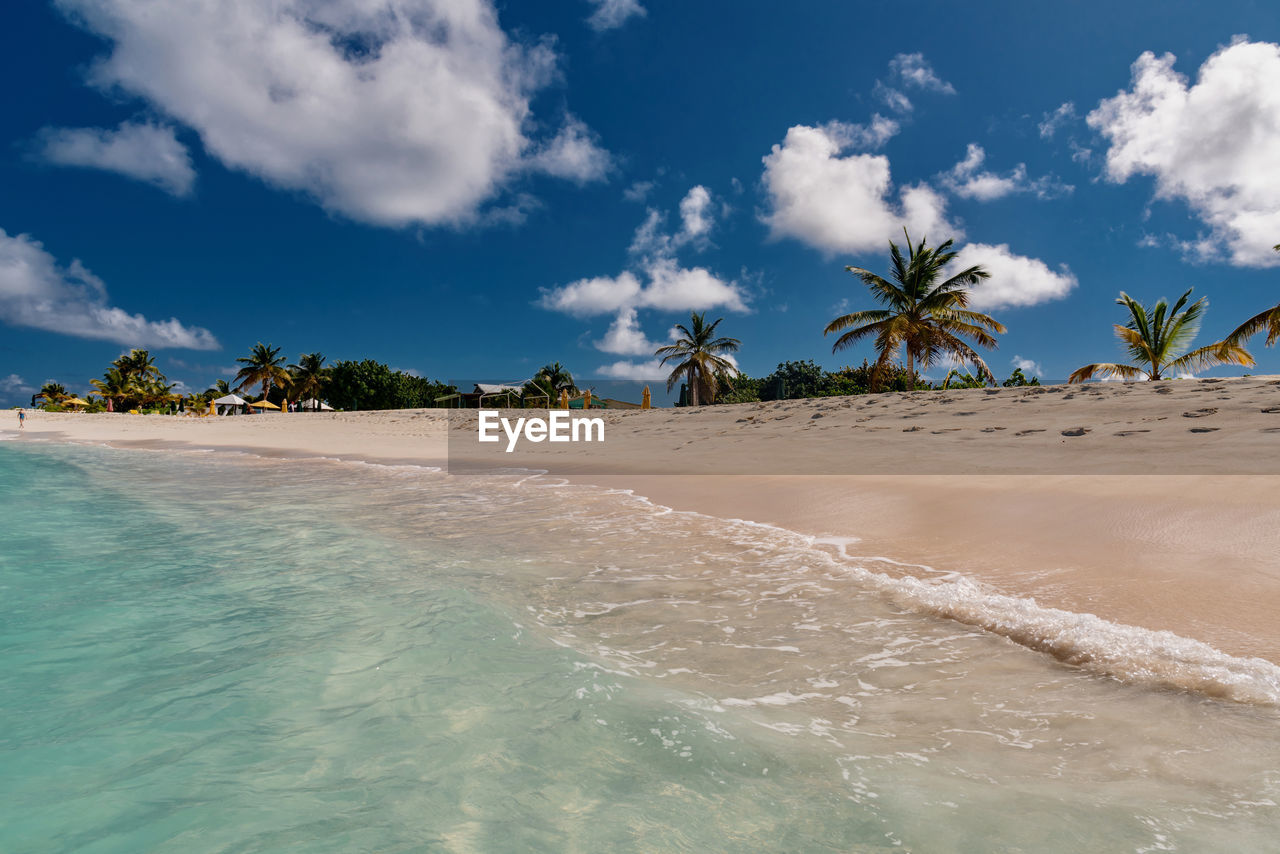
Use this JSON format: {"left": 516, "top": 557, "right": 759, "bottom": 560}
{"left": 906, "top": 348, "right": 914, "bottom": 391}
{"left": 689, "top": 367, "right": 699, "bottom": 406}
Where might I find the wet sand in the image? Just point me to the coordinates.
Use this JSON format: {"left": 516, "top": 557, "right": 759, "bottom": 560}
{"left": 10, "top": 376, "right": 1280, "bottom": 663}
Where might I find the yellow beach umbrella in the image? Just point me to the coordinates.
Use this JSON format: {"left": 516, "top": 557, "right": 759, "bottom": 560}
{"left": 207, "top": 400, "right": 216, "bottom": 417}
{"left": 63, "top": 397, "right": 90, "bottom": 408}
{"left": 250, "top": 399, "right": 279, "bottom": 411}
{"left": 641, "top": 386, "right": 651, "bottom": 409}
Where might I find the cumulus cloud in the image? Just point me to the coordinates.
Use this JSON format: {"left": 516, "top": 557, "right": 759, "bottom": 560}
{"left": 585, "top": 0, "right": 646, "bottom": 31}
{"left": 1, "top": 374, "right": 36, "bottom": 396}
{"left": 1088, "top": 39, "right": 1280, "bottom": 266}
{"left": 36, "top": 121, "right": 195, "bottom": 196}
{"left": 678, "top": 185, "right": 714, "bottom": 241}
{"left": 760, "top": 123, "right": 960, "bottom": 254}
{"left": 941, "top": 143, "right": 1072, "bottom": 201}
{"left": 876, "top": 53, "right": 955, "bottom": 113}
{"left": 623, "top": 180, "right": 655, "bottom": 203}
{"left": 596, "top": 358, "right": 666, "bottom": 379}
{"left": 526, "top": 116, "right": 613, "bottom": 183}
{"left": 595, "top": 308, "right": 664, "bottom": 355}
{"left": 54, "top": 0, "right": 609, "bottom": 227}
{"left": 1038, "top": 102, "right": 1078, "bottom": 139}
{"left": 539, "top": 256, "right": 745, "bottom": 317}
{"left": 1011, "top": 355, "right": 1043, "bottom": 376}
{"left": 948, "top": 243, "right": 1078, "bottom": 310}
{"left": 541, "top": 192, "right": 746, "bottom": 362}
{"left": 0, "top": 228, "right": 218, "bottom": 349}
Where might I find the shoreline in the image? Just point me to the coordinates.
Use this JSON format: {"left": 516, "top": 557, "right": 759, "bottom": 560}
{"left": 9, "top": 382, "right": 1280, "bottom": 668}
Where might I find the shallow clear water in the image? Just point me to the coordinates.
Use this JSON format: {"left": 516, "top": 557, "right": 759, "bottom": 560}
{"left": 1, "top": 442, "right": 1278, "bottom": 852}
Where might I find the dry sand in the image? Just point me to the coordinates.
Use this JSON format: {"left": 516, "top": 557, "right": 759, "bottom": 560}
{"left": 10, "top": 376, "right": 1280, "bottom": 663}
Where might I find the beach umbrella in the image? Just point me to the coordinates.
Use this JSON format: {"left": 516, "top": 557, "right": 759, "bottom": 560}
{"left": 583, "top": 390, "right": 592, "bottom": 409}
{"left": 642, "top": 386, "right": 651, "bottom": 409}
{"left": 207, "top": 399, "right": 215, "bottom": 416}
{"left": 63, "top": 397, "right": 90, "bottom": 408}
{"left": 250, "top": 399, "right": 279, "bottom": 410}
{"left": 559, "top": 389, "right": 568, "bottom": 409}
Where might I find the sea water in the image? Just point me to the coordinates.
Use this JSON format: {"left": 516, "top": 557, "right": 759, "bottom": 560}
{"left": 1, "top": 442, "right": 1278, "bottom": 853}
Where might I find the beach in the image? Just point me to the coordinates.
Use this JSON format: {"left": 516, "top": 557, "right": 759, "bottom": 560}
{"left": 12, "top": 376, "right": 1280, "bottom": 666}
{"left": 8, "top": 385, "right": 1280, "bottom": 851}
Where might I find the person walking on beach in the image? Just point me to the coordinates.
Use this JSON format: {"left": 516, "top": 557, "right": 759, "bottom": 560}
{"left": 18, "top": 408, "right": 25, "bottom": 430}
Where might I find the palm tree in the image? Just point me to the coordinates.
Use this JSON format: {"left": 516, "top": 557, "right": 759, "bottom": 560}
{"left": 234, "top": 343, "right": 290, "bottom": 401}
{"left": 287, "top": 352, "right": 329, "bottom": 405}
{"left": 1069, "top": 288, "right": 1253, "bottom": 382}
{"left": 112, "top": 349, "right": 161, "bottom": 381}
{"left": 91, "top": 368, "right": 137, "bottom": 409}
{"left": 33, "top": 381, "right": 68, "bottom": 407}
{"left": 825, "top": 231, "right": 1007, "bottom": 390}
{"left": 1221, "top": 245, "right": 1280, "bottom": 350}
{"left": 538, "top": 362, "right": 578, "bottom": 395}
{"left": 655, "top": 312, "right": 740, "bottom": 406}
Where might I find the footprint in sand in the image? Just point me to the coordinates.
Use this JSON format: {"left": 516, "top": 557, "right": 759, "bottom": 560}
{"left": 1182, "top": 408, "right": 1218, "bottom": 417}
{"left": 931, "top": 428, "right": 962, "bottom": 434}
{"left": 1015, "top": 429, "right": 1046, "bottom": 437}
{"left": 1261, "top": 407, "right": 1280, "bottom": 414}
{"left": 1189, "top": 427, "right": 1220, "bottom": 433}
{"left": 1061, "top": 427, "right": 1090, "bottom": 437}
{"left": 980, "top": 426, "right": 1007, "bottom": 432}
{"left": 953, "top": 411, "right": 978, "bottom": 416}
{"left": 1115, "top": 429, "right": 1151, "bottom": 436}
{"left": 903, "top": 426, "right": 923, "bottom": 432}
{"left": 1260, "top": 427, "right": 1280, "bottom": 433}
{"left": 1155, "top": 387, "right": 1174, "bottom": 394}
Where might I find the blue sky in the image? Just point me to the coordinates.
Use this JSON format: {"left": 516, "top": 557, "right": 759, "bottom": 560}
{"left": 4, "top": 0, "right": 1280, "bottom": 404}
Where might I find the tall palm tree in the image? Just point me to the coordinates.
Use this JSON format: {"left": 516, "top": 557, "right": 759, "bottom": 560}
{"left": 538, "top": 362, "right": 577, "bottom": 395}
{"left": 655, "top": 312, "right": 740, "bottom": 406}
{"left": 91, "top": 368, "right": 137, "bottom": 409}
{"left": 33, "top": 381, "right": 68, "bottom": 407}
{"left": 206, "top": 379, "right": 232, "bottom": 396}
{"left": 825, "top": 232, "right": 1006, "bottom": 390}
{"left": 1069, "top": 288, "right": 1253, "bottom": 382}
{"left": 287, "top": 352, "right": 329, "bottom": 404}
{"left": 234, "top": 343, "right": 290, "bottom": 401}
{"left": 112, "top": 349, "right": 161, "bottom": 381}
{"left": 1221, "top": 245, "right": 1280, "bottom": 350}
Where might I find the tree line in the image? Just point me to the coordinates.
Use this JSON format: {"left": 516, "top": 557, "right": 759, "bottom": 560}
{"left": 654, "top": 233, "right": 1280, "bottom": 404}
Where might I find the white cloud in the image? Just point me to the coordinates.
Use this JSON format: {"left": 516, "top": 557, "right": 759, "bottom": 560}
{"left": 596, "top": 358, "right": 666, "bottom": 380}
{"left": 941, "top": 143, "right": 1072, "bottom": 201}
{"left": 585, "top": 0, "right": 646, "bottom": 31}
{"left": 540, "top": 197, "right": 746, "bottom": 358}
{"left": 828, "top": 116, "right": 900, "bottom": 150}
{"left": 678, "top": 185, "right": 714, "bottom": 241}
{"left": 623, "top": 180, "right": 655, "bottom": 202}
{"left": 526, "top": 115, "right": 613, "bottom": 183}
{"left": 36, "top": 121, "right": 195, "bottom": 196}
{"left": 889, "top": 53, "right": 955, "bottom": 94}
{"left": 1087, "top": 39, "right": 1280, "bottom": 266}
{"left": 538, "top": 256, "right": 745, "bottom": 317}
{"left": 876, "top": 53, "right": 955, "bottom": 114}
{"left": 760, "top": 123, "right": 960, "bottom": 254}
{"left": 1038, "top": 102, "right": 1077, "bottom": 139}
{"left": 539, "top": 270, "right": 643, "bottom": 317}
{"left": 54, "top": 0, "right": 608, "bottom": 228}
{"left": 0, "top": 228, "right": 218, "bottom": 349}
{"left": 1, "top": 374, "right": 36, "bottom": 396}
{"left": 1011, "top": 355, "right": 1043, "bottom": 376}
{"left": 948, "top": 243, "right": 1078, "bottom": 310}
{"left": 595, "top": 307, "right": 663, "bottom": 355}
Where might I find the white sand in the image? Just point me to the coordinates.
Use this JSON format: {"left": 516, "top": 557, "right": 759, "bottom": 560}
{"left": 11, "top": 376, "right": 1280, "bottom": 662}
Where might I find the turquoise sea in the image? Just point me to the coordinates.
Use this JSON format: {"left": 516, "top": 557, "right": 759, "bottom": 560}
{"left": 2, "top": 441, "right": 1279, "bottom": 852}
